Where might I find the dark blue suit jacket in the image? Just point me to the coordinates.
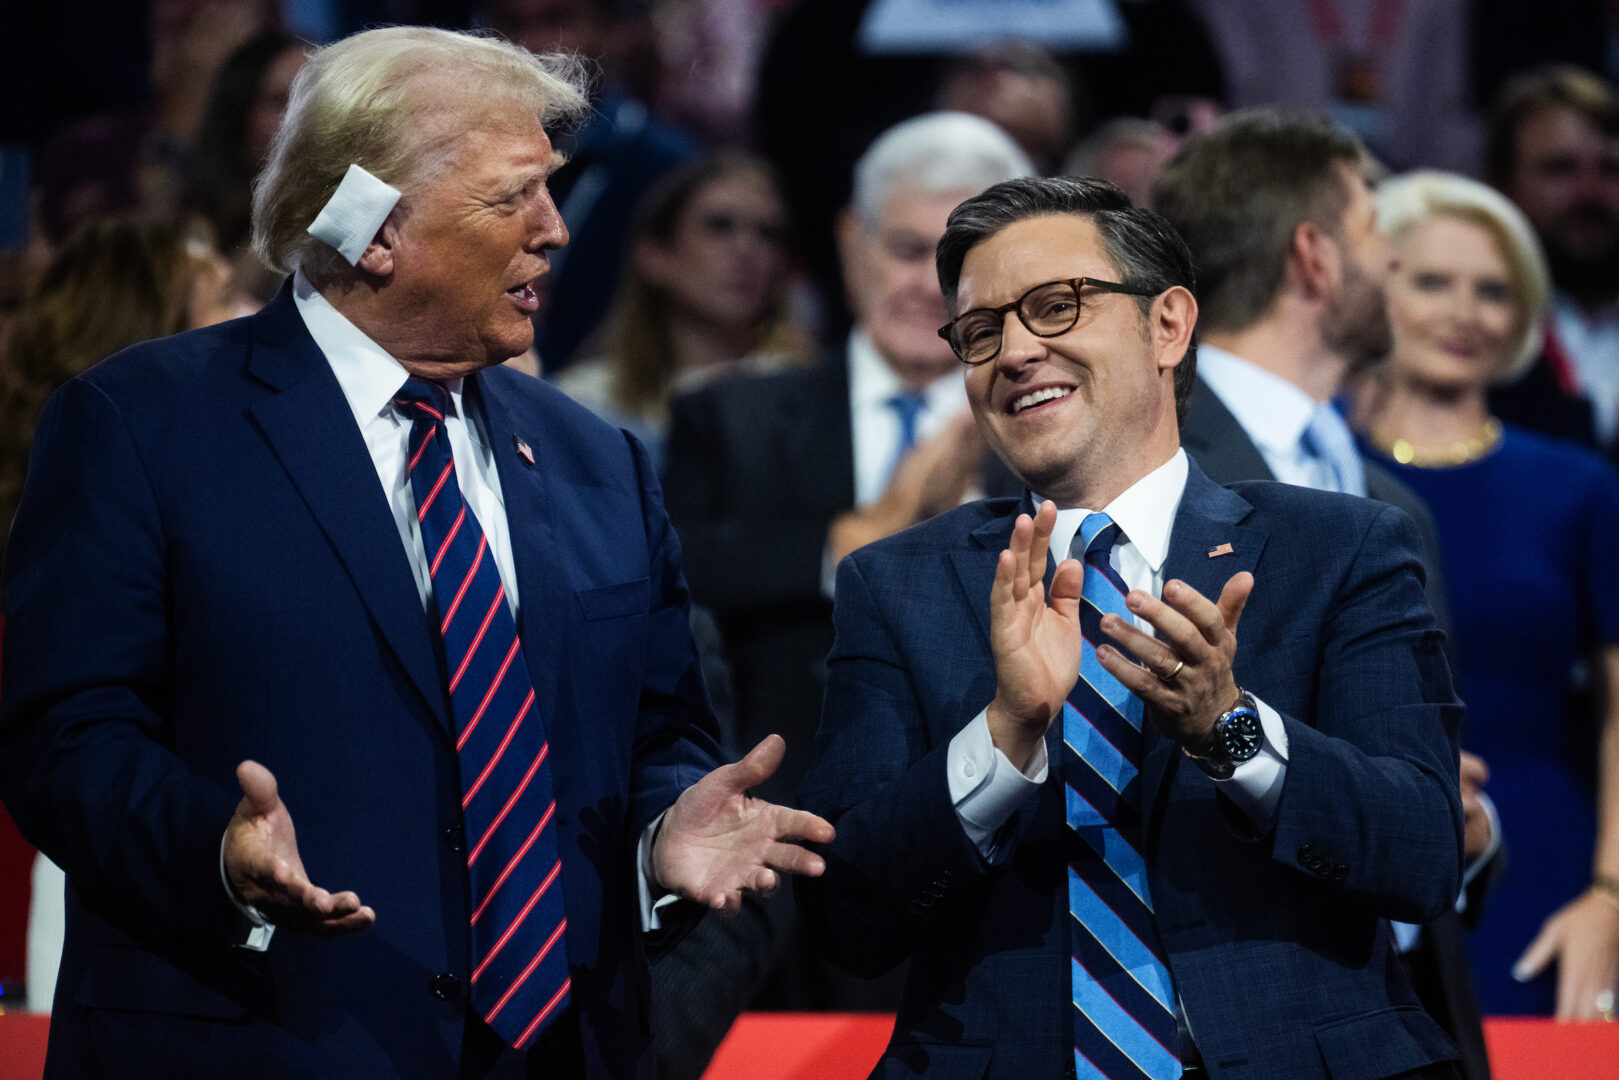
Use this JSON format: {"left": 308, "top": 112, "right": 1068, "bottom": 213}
{"left": 0, "top": 287, "right": 723, "bottom": 1078}
{"left": 798, "top": 462, "right": 1466, "bottom": 1080}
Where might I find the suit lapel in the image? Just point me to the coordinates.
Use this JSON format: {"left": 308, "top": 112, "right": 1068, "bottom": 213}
{"left": 471, "top": 375, "right": 566, "bottom": 716}
{"left": 949, "top": 496, "right": 1033, "bottom": 648}
{"left": 1139, "top": 463, "right": 1268, "bottom": 811}
{"left": 244, "top": 289, "right": 450, "bottom": 733}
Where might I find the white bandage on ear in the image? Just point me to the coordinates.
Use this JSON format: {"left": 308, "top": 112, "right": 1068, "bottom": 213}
{"left": 307, "top": 164, "right": 402, "bottom": 266}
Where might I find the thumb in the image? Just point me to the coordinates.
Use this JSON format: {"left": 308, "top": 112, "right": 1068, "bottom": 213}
{"left": 236, "top": 759, "right": 282, "bottom": 818}
{"left": 1217, "top": 571, "right": 1254, "bottom": 631}
{"left": 726, "top": 734, "right": 787, "bottom": 792}
{"left": 1050, "top": 557, "right": 1084, "bottom": 621}
{"left": 1512, "top": 922, "right": 1558, "bottom": 983}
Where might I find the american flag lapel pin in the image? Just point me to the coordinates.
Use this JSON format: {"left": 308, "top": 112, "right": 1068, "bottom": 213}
{"left": 1207, "top": 542, "right": 1234, "bottom": 558}
{"left": 513, "top": 434, "right": 535, "bottom": 465}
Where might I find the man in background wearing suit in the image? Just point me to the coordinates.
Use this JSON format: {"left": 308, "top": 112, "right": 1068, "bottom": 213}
{"left": 799, "top": 176, "right": 1466, "bottom": 1079}
{"left": 1151, "top": 109, "right": 1498, "bottom": 1080}
{"left": 663, "top": 110, "right": 1032, "bottom": 807}
{"left": 0, "top": 27, "right": 830, "bottom": 1079}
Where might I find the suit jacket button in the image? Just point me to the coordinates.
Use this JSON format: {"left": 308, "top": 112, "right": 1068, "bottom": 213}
{"left": 1298, "top": 842, "right": 1316, "bottom": 861}
{"left": 431, "top": 973, "right": 461, "bottom": 1001}
{"left": 1330, "top": 864, "right": 1348, "bottom": 881}
{"left": 444, "top": 825, "right": 466, "bottom": 852}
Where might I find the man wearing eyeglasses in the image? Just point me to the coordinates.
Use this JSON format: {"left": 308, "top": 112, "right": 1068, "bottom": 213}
{"left": 798, "top": 176, "right": 1466, "bottom": 1080}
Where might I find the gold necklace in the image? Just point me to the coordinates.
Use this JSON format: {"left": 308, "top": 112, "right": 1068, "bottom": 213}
{"left": 1381, "top": 418, "right": 1503, "bottom": 467}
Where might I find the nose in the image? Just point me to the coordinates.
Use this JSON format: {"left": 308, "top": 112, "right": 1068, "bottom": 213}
{"left": 527, "top": 186, "right": 569, "bottom": 252}
{"left": 994, "top": 309, "right": 1047, "bottom": 372}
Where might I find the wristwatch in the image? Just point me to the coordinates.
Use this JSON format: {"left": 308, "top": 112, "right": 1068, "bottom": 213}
{"left": 1181, "top": 690, "right": 1263, "bottom": 780}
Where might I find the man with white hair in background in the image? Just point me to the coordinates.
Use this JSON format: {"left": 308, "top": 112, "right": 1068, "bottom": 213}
{"left": 0, "top": 26, "right": 831, "bottom": 1079}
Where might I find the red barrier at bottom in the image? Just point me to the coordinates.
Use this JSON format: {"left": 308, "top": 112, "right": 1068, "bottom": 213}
{"left": 699, "top": 1015, "right": 1619, "bottom": 1080}
{"left": 1483, "top": 1017, "right": 1619, "bottom": 1079}
{"left": 0, "top": 1013, "right": 48, "bottom": 1080}
{"left": 3, "top": 1010, "right": 1616, "bottom": 1078}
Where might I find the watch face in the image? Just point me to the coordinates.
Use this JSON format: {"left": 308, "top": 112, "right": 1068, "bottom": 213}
{"left": 1220, "top": 710, "right": 1264, "bottom": 763}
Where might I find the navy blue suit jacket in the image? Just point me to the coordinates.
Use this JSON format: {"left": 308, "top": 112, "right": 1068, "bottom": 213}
{"left": 798, "top": 463, "right": 1466, "bottom": 1080}
{"left": 0, "top": 288, "right": 723, "bottom": 1078}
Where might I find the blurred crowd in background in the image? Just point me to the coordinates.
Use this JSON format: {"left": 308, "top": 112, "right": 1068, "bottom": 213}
{"left": 2, "top": 1, "right": 1619, "bottom": 1077}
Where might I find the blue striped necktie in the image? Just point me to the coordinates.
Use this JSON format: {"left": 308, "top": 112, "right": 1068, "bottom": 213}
{"left": 395, "top": 378, "right": 572, "bottom": 1050}
{"left": 1064, "top": 512, "right": 1181, "bottom": 1080}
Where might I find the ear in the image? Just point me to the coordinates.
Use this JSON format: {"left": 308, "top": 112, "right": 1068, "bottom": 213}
{"left": 1287, "top": 220, "right": 1339, "bottom": 300}
{"left": 354, "top": 207, "right": 403, "bottom": 278}
{"left": 1151, "top": 285, "right": 1198, "bottom": 375}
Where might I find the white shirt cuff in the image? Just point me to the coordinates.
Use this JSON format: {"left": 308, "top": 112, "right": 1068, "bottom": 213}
{"left": 1457, "top": 790, "right": 1502, "bottom": 914}
{"left": 219, "top": 831, "right": 275, "bottom": 951}
{"left": 1209, "top": 694, "right": 1290, "bottom": 825}
{"left": 637, "top": 810, "right": 683, "bottom": 931}
{"left": 949, "top": 709, "right": 1047, "bottom": 861}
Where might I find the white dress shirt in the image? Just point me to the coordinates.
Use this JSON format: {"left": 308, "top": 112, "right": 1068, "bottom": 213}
{"left": 1551, "top": 292, "right": 1619, "bottom": 448}
{"left": 847, "top": 330, "right": 971, "bottom": 507}
{"left": 227, "top": 275, "right": 672, "bottom": 948}
{"left": 1197, "top": 344, "right": 1365, "bottom": 496}
{"left": 946, "top": 449, "right": 1291, "bottom": 863}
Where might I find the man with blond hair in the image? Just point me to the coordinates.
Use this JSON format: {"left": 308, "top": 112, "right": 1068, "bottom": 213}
{"left": 0, "top": 26, "right": 830, "bottom": 1079}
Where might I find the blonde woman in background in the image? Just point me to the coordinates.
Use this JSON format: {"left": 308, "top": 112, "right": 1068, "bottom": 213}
{"left": 555, "top": 151, "right": 810, "bottom": 466}
{"left": 1354, "top": 170, "right": 1619, "bottom": 1021}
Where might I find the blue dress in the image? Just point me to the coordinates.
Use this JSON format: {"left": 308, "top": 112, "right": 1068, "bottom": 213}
{"left": 1361, "top": 425, "right": 1619, "bottom": 1014}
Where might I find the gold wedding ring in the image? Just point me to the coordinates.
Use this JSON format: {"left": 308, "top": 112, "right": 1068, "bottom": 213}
{"left": 1158, "top": 659, "right": 1185, "bottom": 683}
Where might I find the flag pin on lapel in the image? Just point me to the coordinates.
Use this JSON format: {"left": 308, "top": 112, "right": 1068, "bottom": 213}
{"left": 1207, "top": 542, "right": 1234, "bottom": 558}
{"left": 513, "top": 434, "right": 534, "bottom": 465}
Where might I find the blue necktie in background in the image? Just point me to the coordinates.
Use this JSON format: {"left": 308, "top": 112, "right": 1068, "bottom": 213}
{"left": 883, "top": 391, "right": 927, "bottom": 486}
{"left": 1064, "top": 513, "right": 1182, "bottom": 1080}
{"left": 1300, "top": 403, "right": 1366, "bottom": 497}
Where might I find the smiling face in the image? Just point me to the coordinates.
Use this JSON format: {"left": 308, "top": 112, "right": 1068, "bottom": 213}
{"left": 382, "top": 106, "right": 567, "bottom": 379}
{"left": 841, "top": 186, "right": 979, "bottom": 387}
{"left": 1386, "top": 214, "right": 1522, "bottom": 393}
{"left": 957, "top": 213, "right": 1192, "bottom": 507}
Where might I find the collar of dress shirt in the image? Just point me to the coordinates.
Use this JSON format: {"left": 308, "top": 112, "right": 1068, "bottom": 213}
{"left": 1037, "top": 448, "right": 1188, "bottom": 575}
{"left": 846, "top": 328, "right": 968, "bottom": 417}
{"left": 1196, "top": 343, "right": 1317, "bottom": 459}
{"left": 292, "top": 271, "right": 468, "bottom": 427}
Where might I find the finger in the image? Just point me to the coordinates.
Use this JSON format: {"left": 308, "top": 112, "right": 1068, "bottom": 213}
{"left": 753, "top": 867, "right": 780, "bottom": 897}
{"left": 1029, "top": 501, "right": 1057, "bottom": 590}
{"left": 1513, "top": 924, "right": 1558, "bottom": 984}
{"left": 1160, "top": 579, "right": 1229, "bottom": 648}
{"left": 1009, "top": 514, "right": 1033, "bottom": 601}
{"left": 992, "top": 548, "right": 1016, "bottom": 612}
{"left": 236, "top": 759, "right": 281, "bottom": 818}
{"left": 767, "top": 805, "right": 836, "bottom": 845}
{"left": 722, "top": 734, "right": 788, "bottom": 792}
{"left": 1049, "top": 558, "right": 1083, "bottom": 622}
{"left": 308, "top": 905, "right": 377, "bottom": 937}
{"left": 1215, "top": 572, "right": 1255, "bottom": 634}
{"left": 1459, "top": 750, "right": 1489, "bottom": 786}
{"left": 763, "top": 841, "right": 827, "bottom": 878}
{"left": 1117, "top": 591, "right": 1207, "bottom": 663}
{"left": 1097, "top": 644, "right": 1178, "bottom": 710}
{"left": 1555, "top": 956, "right": 1590, "bottom": 1021}
{"left": 1098, "top": 613, "right": 1183, "bottom": 676}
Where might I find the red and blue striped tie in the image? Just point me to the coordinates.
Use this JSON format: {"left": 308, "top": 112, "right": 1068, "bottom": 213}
{"left": 396, "top": 378, "right": 572, "bottom": 1050}
{"left": 1064, "top": 513, "right": 1181, "bottom": 1080}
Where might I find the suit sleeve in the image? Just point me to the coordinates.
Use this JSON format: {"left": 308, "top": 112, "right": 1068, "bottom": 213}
{"left": 0, "top": 377, "right": 243, "bottom": 947}
{"left": 661, "top": 387, "right": 834, "bottom": 614}
{"left": 622, "top": 430, "right": 726, "bottom": 837}
{"left": 795, "top": 554, "right": 1006, "bottom": 978}
{"left": 1264, "top": 502, "right": 1466, "bottom": 923}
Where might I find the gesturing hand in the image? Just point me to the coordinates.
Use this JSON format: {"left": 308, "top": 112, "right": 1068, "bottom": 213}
{"left": 1513, "top": 888, "right": 1619, "bottom": 1020}
{"left": 651, "top": 735, "right": 836, "bottom": 915}
{"left": 1094, "top": 572, "right": 1255, "bottom": 748}
{"left": 985, "top": 501, "right": 1084, "bottom": 770}
{"left": 222, "top": 760, "right": 375, "bottom": 935}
